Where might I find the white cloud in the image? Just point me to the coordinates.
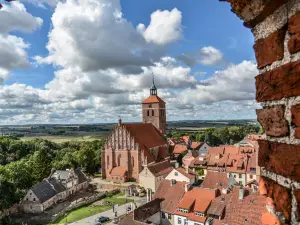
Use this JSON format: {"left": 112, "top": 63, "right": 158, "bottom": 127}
{"left": 0, "top": 1, "right": 43, "bottom": 34}
{"left": 36, "top": 0, "right": 179, "bottom": 73}
{"left": 137, "top": 8, "right": 183, "bottom": 45}
{"left": 177, "top": 46, "right": 230, "bottom": 67}
{"left": 179, "top": 60, "right": 258, "bottom": 104}
{"left": 0, "top": 35, "right": 30, "bottom": 83}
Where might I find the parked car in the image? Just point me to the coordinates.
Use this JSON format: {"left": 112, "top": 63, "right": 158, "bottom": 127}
{"left": 91, "top": 222, "right": 101, "bottom": 225}
{"left": 97, "top": 216, "right": 110, "bottom": 222}
{"left": 126, "top": 205, "right": 132, "bottom": 212}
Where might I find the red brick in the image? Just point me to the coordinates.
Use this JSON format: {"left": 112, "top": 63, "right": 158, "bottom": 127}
{"left": 291, "top": 104, "right": 300, "bottom": 139}
{"left": 256, "top": 60, "right": 300, "bottom": 102}
{"left": 258, "top": 140, "right": 300, "bottom": 182}
{"left": 256, "top": 105, "right": 289, "bottom": 137}
{"left": 261, "top": 177, "right": 291, "bottom": 222}
{"left": 288, "top": 33, "right": 300, "bottom": 54}
{"left": 288, "top": 11, "right": 300, "bottom": 35}
{"left": 294, "top": 189, "right": 300, "bottom": 222}
{"left": 254, "top": 28, "right": 286, "bottom": 69}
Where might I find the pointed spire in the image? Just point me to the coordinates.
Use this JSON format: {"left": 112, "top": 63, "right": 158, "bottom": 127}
{"left": 150, "top": 73, "right": 157, "bottom": 96}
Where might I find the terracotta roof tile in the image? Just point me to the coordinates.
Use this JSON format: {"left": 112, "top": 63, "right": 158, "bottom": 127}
{"left": 202, "top": 171, "right": 236, "bottom": 190}
{"left": 176, "top": 167, "right": 197, "bottom": 180}
{"left": 142, "top": 95, "right": 165, "bottom": 104}
{"left": 147, "top": 160, "right": 173, "bottom": 177}
{"left": 173, "top": 144, "right": 187, "bottom": 154}
{"left": 224, "top": 146, "right": 239, "bottom": 154}
{"left": 208, "top": 147, "right": 225, "bottom": 154}
{"left": 191, "top": 142, "right": 203, "bottom": 150}
{"left": 153, "top": 180, "right": 186, "bottom": 213}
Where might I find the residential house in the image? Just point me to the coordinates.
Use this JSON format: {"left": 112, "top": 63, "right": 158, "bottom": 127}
{"left": 182, "top": 150, "right": 198, "bottom": 167}
{"left": 173, "top": 188, "right": 218, "bottom": 225}
{"left": 207, "top": 187, "right": 268, "bottom": 225}
{"left": 196, "top": 142, "right": 211, "bottom": 156}
{"left": 139, "top": 160, "right": 173, "bottom": 192}
{"left": 172, "top": 144, "right": 187, "bottom": 159}
{"left": 119, "top": 198, "right": 164, "bottom": 225}
{"left": 165, "top": 167, "right": 197, "bottom": 185}
{"left": 21, "top": 168, "right": 88, "bottom": 213}
{"left": 201, "top": 171, "right": 236, "bottom": 192}
{"left": 153, "top": 180, "right": 187, "bottom": 225}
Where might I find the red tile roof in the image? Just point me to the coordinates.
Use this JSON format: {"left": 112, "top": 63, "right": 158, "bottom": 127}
{"left": 208, "top": 146, "right": 225, "bottom": 154}
{"left": 216, "top": 187, "right": 267, "bottom": 225}
{"left": 176, "top": 167, "right": 197, "bottom": 180}
{"left": 142, "top": 95, "right": 165, "bottom": 104}
{"left": 202, "top": 171, "right": 235, "bottom": 190}
{"left": 153, "top": 180, "right": 186, "bottom": 213}
{"left": 191, "top": 142, "right": 203, "bottom": 150}
{"left": 110, "top": 167, "right": 127, "bottom": 176}
{"left": 123, "top": 123, "right": 169, "bottom": 163}
{"left": 173, "top": 144, "right": 187, "bottom": 154}
{"left": 176, "top": 188, "right": 217, "bottom": 212}
{"left": 147, "top": 160, "right": 173, "bottom": 177}
{"left": 224, "top": 146, "right": 239, "bottom": 154}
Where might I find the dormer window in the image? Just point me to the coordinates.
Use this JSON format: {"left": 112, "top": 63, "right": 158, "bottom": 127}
{"left": 195, "top": 212, "right": 205, "bottom": 217}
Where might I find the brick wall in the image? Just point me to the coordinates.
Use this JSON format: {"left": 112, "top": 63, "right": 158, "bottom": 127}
{"left": 220, "top": 0, "right": 300, "bottom": 224}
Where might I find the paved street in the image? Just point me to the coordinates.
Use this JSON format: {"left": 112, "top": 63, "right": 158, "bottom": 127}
{"left": 69, "top": 197, "right": 146, "bottom": 225}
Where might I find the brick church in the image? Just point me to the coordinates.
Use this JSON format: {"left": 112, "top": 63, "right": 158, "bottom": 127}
{"left": 101, "top": 78, "right": 170, "bottom": 183}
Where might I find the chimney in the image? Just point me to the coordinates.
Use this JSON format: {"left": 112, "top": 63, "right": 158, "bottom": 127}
{"left": 185, "top": 165, "right": 189, "bottom": 173}
{"left": 239, "top": 188, "right": 245, "bottom": 200}
{"left": 118, "top": 118, "right": 122, "bottom": 127}
{"left": 185, "top": 183, "right": 189, "bottom": 192}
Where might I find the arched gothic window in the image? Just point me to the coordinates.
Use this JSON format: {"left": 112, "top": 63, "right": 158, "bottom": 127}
{"left": 118, "top": 155, "right": 121, "bottom": 167}
{"left": 152, "top": 110, "right": 154, "bottom": 116}
{"left": 132, "top": 156, "right": 134, "bottom": 167}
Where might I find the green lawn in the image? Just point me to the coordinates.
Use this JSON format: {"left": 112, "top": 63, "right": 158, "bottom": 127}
{"left": 50, "top": 193, "right": 132, "bottom": 225}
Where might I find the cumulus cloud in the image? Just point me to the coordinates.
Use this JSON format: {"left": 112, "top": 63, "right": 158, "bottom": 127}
{"left": 0, "top": 1, "right": 43, "bottom": 34}
{"left": 137, "top": 8, "right": 183, "bottom": 45}
{"left": 36, "top": 0, "right": 182, "bottom": 73}
{"left": 179, "top": 60, "right": 258, "bottom": 104}
{"left": 177, "top": 46, "right": 230, "bottom": 67}
{"left": 0, "top": 2, "right": 42, "bottom": 83}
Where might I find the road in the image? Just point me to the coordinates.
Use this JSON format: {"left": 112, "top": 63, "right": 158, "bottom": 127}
{"left": 69, "top": 197, "right": 146, "bottom": 225}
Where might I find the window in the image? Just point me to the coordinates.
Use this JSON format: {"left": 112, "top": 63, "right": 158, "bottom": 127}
{"left": 194, "top": 223, "right": 201, "bottom": 225}
{"left": 26, "top": 198, "right": 28, "bottom": 201}
{"left": 147, "top": 110, "right": 150, "bottom": 117}
{"left": 152, "top": 110, "right": 154, "bottom": 116}
{"left": 250, "top": 175, "right": 253, "bottom": 179}
{"left": 195, "top": 212, "right": 205, "bottom": 217}
{"left": 132, "top": 156, "right": 134, "bottom": 167}
{"left": 168, "top": 214, "right": 171, "bottom": 219}
{"left": 33, "top": 198, "right": 36, "bottom": 202}
{"left": 161, "top": 212, "right": 165, "bottom": 219}
{"left": 175, "top": 172, "right": 178, "bottom": 176}
{"left": 178, "top": 218, "right": 182, "bottom": 224}
{"left": 234, "top": 175, "right": 236, "bottom": 178}
{"left": 118, "top": 155, "right": 121, "bottom": 167}
{"left": 239, "top": 174, "right": 242, "bottom": 178}
{"left": 184, "top": 219, "right": 188, "bottom": 225}
{"left": 107, "top": 156, "right": 109, "bottom": 167}
{"left": 239, "top": 181, "right": 243, "bottom": 185}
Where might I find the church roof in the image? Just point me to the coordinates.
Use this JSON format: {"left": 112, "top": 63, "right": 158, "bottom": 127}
{"left": 123, "top": 123, "right": 168, "bottom": 163}
{"left": 142, "top": 95, "right": 165, "bottom": 104}
{"left": 124, "top": 123, "right": 166, "bottom": 149}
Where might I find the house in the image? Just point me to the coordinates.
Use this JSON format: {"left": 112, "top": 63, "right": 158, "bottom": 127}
{"left": 201, "top": 171, "right": 236, "bottom": 192}
{"left": 153, "top": 180, "right": 187, "bottom": 225}
{"left": 139, "top": 160, "right": 173, "bottom": 192}
{"left": 207, "top": 187, "right": 268, "bottom": 225}
{"left": 165, "top": 167, "right": 197, "bottom": 185}
{"left": 21, "top": 168, "right": 88, "bottom": 213}
{"left": 172, "top": 144, "right": 187, "bottom": 159}
{"left": 196, "top": 142, "right": 211, "bottom": 155}
{"left": 173, "top": 188, "right": 218, "bottom": 225}
{"left": 102, "top": 80, "right": 170, "bottom": 183}
{"left": 119, "top": 198, "right": 164, "bottom": 225}
{"left": 182, "top": 150, "right": 198, "bottom": 167}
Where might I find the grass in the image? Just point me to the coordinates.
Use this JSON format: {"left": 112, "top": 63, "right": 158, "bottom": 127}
{"left": 50, "top": 193, "right": 132, "bottom": 225}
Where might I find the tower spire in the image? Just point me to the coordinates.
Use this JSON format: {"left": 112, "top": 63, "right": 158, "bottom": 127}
{"left": 150, "top": 73, "right": 157, "bottom": 96}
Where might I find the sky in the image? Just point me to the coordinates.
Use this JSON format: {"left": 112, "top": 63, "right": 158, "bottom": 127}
{"left": 0, "top": 0, "right": 261, "bottom": 124}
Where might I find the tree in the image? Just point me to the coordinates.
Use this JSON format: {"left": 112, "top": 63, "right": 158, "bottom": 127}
{"left": 29, "top": 148, "right": 53, "bottom": 182}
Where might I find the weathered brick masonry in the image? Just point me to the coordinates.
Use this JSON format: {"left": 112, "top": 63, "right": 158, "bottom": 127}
{"left": 220, "top": 0, "right": 300, "bottom": 224}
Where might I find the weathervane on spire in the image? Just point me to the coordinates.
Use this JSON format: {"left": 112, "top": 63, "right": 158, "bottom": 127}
{"left": 150, "top": 73, "right": 157, "bottom": 96}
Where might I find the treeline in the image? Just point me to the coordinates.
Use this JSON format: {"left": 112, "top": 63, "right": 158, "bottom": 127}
{"left": 0, "top": 137, "right": 104, "bottom": 211}
{"left": 168, "top": 125, "right": 263, "bottom": 146}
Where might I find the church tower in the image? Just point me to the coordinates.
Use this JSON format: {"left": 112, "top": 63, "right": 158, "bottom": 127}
{"left": 142, "top": 74, "right": 166, "bottom": 135}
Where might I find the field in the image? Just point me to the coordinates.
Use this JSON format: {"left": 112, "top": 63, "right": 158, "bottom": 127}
{"left": 21, "top": 132, "right": 108, "bottom": 143}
